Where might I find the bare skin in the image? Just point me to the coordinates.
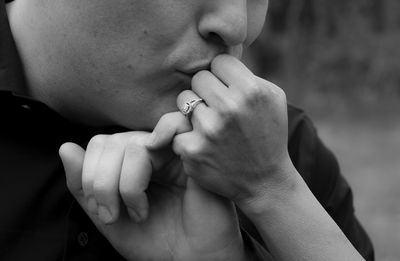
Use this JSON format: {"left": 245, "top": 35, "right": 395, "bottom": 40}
{"left": 60, "top": 135, "right": 248, "bottom": 261}
{"left": 60, "top": 55, "right": 365, "bottom": 261}
{"left": 7, "top": 0, "right": 365, "bottom": 260}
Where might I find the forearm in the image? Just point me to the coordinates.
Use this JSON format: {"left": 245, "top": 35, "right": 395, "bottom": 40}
{"left": 239, "top": 172, "right": 365, "bottom": 261}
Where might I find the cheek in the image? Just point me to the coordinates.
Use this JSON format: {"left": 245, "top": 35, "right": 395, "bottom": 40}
{"left": 246, "top": 1, "right": 268, "bottom": 45}
{"left": 64, "top": 0, "right": 145, "bottom": 37}
{"left": 60, "top": 0, "right": 198, "bottom": 73}
{"left": 69, "top": 0, "right": 191, "bottom": 45}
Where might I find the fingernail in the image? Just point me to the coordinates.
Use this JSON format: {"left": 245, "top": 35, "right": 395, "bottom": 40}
{"left": 87, "top": 197, "right": 98, "bottom": 214}
{"left": 127, "top": 208, "right": 142, "bottom": 223}
{"left": 98, "top": 205, "right": 113, "bottom": 224}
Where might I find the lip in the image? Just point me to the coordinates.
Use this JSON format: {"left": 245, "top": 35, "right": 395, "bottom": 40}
{"left": 178, "top": 62, "right": 211, "bottom": 76}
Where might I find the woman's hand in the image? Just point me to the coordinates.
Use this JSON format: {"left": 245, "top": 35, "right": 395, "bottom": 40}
{"left": 147, "top": 54, "right": 364, "bottom": 261}
{"left": 150, "top": 54, "right": 298, "bottom": 210}
{"left": 59, "top": 112, "right": 249, "bottom": 261}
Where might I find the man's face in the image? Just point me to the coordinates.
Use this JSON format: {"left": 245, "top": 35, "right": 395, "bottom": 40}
{"left": 38, "top": 0, "right": 268, "bottom": 129}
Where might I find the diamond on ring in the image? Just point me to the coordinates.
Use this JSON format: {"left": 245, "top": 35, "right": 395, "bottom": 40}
{"left": 181, "top": 98, "right": 204, "bottom": 116}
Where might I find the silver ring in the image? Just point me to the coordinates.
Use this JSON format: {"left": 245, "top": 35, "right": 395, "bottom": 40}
{"left": 180, "top": 98, "right": 204, "bottom": 116}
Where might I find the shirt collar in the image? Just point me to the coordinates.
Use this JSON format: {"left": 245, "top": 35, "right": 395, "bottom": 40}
{"left": 0, "top": 0, "right": 28, "bottom": 95}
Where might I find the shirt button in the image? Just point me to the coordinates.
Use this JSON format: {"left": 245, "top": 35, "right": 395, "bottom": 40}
{"left": 21, "top": 104, "right": 32, "bottom": 110}
{"left": 77, "top": 232, "right": 89, "bottom": 247}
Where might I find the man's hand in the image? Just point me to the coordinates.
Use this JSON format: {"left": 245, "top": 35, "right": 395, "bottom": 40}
{"left": 59, "top": 112, "right": 248, "bottom": 261}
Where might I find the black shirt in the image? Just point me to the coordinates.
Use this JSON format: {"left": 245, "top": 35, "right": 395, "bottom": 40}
{"left": 0, "top": 1, "right": 374, "bottom": 260}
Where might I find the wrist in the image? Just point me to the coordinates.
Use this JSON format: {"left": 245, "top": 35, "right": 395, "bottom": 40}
{"left": 236, "top": 162, "right": 306, "bottom": 220}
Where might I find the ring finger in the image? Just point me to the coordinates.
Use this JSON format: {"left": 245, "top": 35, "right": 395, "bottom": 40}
{"left": 177, "top": 90, "right": 219, "bottom": 134}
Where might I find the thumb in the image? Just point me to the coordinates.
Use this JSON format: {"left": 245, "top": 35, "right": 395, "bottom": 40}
{"left": 59, "top": 142, "right": 85, "bottom": 199}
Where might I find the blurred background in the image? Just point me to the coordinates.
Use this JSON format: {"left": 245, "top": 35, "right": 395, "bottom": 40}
{"left": 243, "top": 0, "right": 400, "bottom": 260}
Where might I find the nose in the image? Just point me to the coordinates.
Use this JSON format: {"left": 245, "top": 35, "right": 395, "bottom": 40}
{"left": 198, "top": 0, "right": 248, "bottom": 47}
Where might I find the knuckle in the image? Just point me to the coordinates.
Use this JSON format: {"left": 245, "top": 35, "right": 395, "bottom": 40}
{"left": 119, "top": 185, "right": 133, "bottom": 199}
{"left": 119, "top": 188, "right": 142, "bottom": 206}
{"left": 125, "top": 138, "right": 147, "bottom": 157}
{"left": 244, "top": 82, "right": 268, "bottom": 101}
{"left": 201, "top": 120, "right": 224, "bottom": 141}
{"left": 89, "top": 134, "right": 107, "bottom": 147}
{"left": 159, "top": 111, "right": 174, "bottom": 122}
{"left": 237, "top": 83, "right": 271, "bottom": 109}
{"left": 160, "top": 113, "right": 177, "bottom": 129}
{"left": 81, "top": 174, "right": 94, "bottom": 193}
{"left": 81, "top": 179, "right": 93, "bottom": 195}
{"left": 172, "top": 136, "right": 185, "bottom": 155}
{"left": 182, "top": 142, "right": 203, "bottom": 159}
{"left": 274, "top": 85, "right": 287, "bottom": 101}
{"left": 126, "top": 135, "right": 141, "bottom": 148}
{"left": 93, "top": 180, "right": 113, "bottom": 199}
{"left": 107, "top": 133, "right": 125, "bottom": 146}
{"left": 220, "top": 98, "right": 241, "bottom": 120}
